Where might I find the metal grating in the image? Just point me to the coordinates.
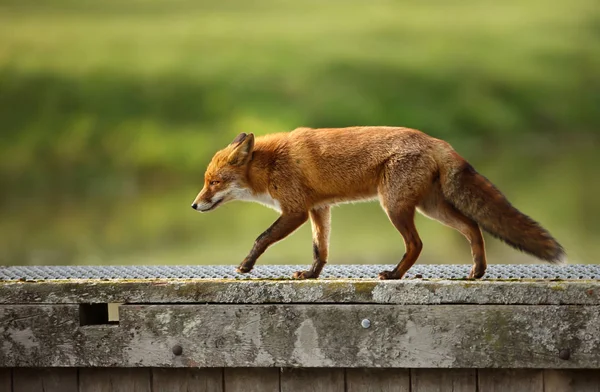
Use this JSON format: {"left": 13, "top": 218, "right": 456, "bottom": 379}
{"left": 0, "top": 264, "right": 599, "bottom": 281}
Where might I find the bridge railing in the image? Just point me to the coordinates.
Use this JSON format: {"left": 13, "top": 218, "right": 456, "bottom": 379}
{"left": 1, "top": 264, "right": 599, "bottom": 391}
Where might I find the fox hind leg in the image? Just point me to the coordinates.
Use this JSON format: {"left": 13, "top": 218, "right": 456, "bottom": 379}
{"left": 378, "top": 204, "right": 422, "bottom": 280}
{"left": 293, "top": 206, "right": 331, "bottom": 279}
{"left": 417, "top": 182, "right": 487, "bottom": 279}
{"left": 377, "top": 155, "right": 433, "bottom": 280}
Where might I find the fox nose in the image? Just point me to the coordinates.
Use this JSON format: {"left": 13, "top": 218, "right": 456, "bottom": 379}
{"left": 191, "top": 203, "right": 198, "bottom": 210}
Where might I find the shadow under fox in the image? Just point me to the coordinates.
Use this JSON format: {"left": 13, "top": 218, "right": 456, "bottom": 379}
{"left": 192, "top": 126, "right": 564, "bottom": 279}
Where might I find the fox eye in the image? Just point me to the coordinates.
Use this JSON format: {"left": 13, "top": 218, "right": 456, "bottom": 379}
{"left": 209, "top": 180, "right": 220, "bottom": 186}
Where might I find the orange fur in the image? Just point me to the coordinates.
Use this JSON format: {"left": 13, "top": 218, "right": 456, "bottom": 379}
{"left": 192, "top": 127, "right": 565, "bottom": 279}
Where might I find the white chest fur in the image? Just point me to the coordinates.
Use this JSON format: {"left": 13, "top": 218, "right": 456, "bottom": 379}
{"left": 234, "top": 188, "right": 282, "bottom": 212}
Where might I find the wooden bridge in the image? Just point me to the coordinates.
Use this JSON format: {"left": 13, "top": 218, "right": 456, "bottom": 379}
{"left": 1, "top": 264, "right": 600, "bottom": 391}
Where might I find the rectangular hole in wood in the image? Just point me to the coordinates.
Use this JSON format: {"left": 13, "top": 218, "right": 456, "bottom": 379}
{"left": 79, "top": 303, "right": 121, "bottom": 325}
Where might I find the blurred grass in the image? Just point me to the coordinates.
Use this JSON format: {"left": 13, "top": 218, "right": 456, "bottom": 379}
{"left": 0, "top": 0, "right": 598, "bottom": 266}
{"left": 1, "top": 0, "right": 599, "bottom": 192}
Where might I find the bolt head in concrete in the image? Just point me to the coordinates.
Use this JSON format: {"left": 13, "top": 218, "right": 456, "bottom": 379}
{"left": 172, "top": 344, "right": 183, "bottom": 356}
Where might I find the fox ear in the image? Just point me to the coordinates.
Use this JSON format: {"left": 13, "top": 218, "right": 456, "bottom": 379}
{"left": 229, "top": 132, "right": 248, "bottom": 146}
{"left": 228, "top": 133, "right": 255, "bottom": 166}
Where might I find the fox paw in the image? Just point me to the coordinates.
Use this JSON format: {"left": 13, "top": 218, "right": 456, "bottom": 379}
{"left": 378, "top": 270, "right": 402, "bottom": 280}
{"left": 467, "top": 268, "right": 485, "bottom": 279}
{"left": 236, "top": 265, "right": 252, "bottom": 274}
{"left": 292, "top": 270, "right": 319, "bottom": 279}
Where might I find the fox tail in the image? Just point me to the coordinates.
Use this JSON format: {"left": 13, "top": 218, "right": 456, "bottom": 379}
{"left": 440, "top": 156, "right": 565, "bottom": 263}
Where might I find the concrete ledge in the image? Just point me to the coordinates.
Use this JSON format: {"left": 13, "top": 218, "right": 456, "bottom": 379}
{"left": 1, "top": 278, "right": 599, "bottom": 305}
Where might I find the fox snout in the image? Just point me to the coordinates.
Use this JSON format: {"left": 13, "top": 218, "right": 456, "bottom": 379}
{"left": 191, "top": 189, "right": 227, "bottom": 212}
{"left": 191, "top": 190, "right": 211, "bottom": 212}
{"left": 191, "top": 199, "right": 215, "bottom": 212}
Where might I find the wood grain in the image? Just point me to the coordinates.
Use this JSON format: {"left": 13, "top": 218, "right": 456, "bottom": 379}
{"left": 224, "top": 368, "right": 278, "bottom": 392}
{"left": 79, "top": 368, "right": 151, "bottom": 392}
{"left": 0, "top": 369, "right": 11, "bottom": 392}
{"left": 411, "top": 369, "right": 476, "bottom": 392}
{"left": 544, "top": 369, "right": 600, "bottom": 392}
{"left": 478, "top": 369, "right": 543, "bottom": 392}
{"left": 152, "top": 368, "right": 223, "bottom": 392}
{"left": 280, "top": 368, "right": 344, "bottom": 392}
{"left": 12, "top": 368, "right": 77, "bottom": 392}
{"left": 346, "top": 368, "right": 410, "bottom": 392}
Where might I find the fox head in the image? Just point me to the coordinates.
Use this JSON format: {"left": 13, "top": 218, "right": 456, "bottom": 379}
{"left": 191, "top": 132, "right": 255, "bottom": 212}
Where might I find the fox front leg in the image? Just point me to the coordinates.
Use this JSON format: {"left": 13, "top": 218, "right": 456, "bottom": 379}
{"left": 236, "top": 211, "right": 309, "bottom": 274}
{"left": 293, "top": 206, "right": 331, "bottom": 279}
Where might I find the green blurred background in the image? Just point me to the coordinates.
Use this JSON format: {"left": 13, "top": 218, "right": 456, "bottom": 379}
{"left": 1, "top": 0, "right": 598, "bottom": 268}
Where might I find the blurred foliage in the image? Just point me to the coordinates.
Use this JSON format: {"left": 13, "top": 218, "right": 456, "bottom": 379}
{"left": 0, "top": 0, "right": 598, "bottom": 266}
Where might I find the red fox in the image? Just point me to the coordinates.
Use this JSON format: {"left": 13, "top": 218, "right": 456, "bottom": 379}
{"left": 192, "top": 127, "right": 564, "bottom": 279}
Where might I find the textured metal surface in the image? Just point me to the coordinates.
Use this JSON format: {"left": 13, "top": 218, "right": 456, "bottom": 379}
{"left": 0, "top": 264, "right": 599, "bottom": 281}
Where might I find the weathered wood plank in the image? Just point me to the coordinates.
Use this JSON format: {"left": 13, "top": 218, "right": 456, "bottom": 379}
{"left": 117, "top": 304, "right": 600, "bottom": 368}
{"left": 224, "top": 368, "right": 278, "bottom": 392}
{"left": 79, "top": 368, "right": 151, "bottom": 392}
{"left": 346, "top": 369, "right": 410, "bottom": 392}
{"left": 411, "top": 369, "right": 476, "bottom": 392}
{"left": 12, "top": 368, "right": 77, "bottom": 392}
{"left": 3, "top": 303, "right": 600, "bottom": 368}
{"left": 478, "top": 369, "right": 543, "bottom": 392}
{"left": 0, "top": 305, "right": 82, "bottom": 367}
{"left": 0, "top": 369, "right": 11, "bottom": 392}
{"left": 5, "top": 368, "right": 600, "bottom": 392}
{"left": 1, "top": 279, "right": 599, "bottom": 305}
{"left": 152, "top": 368, "right": 223, "bottom": 392}
{"left": 544, "top": 370, "right": 600, "bottom": 392}
{"left": 280, "top": 368, "right": 344, "bottom": 392}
